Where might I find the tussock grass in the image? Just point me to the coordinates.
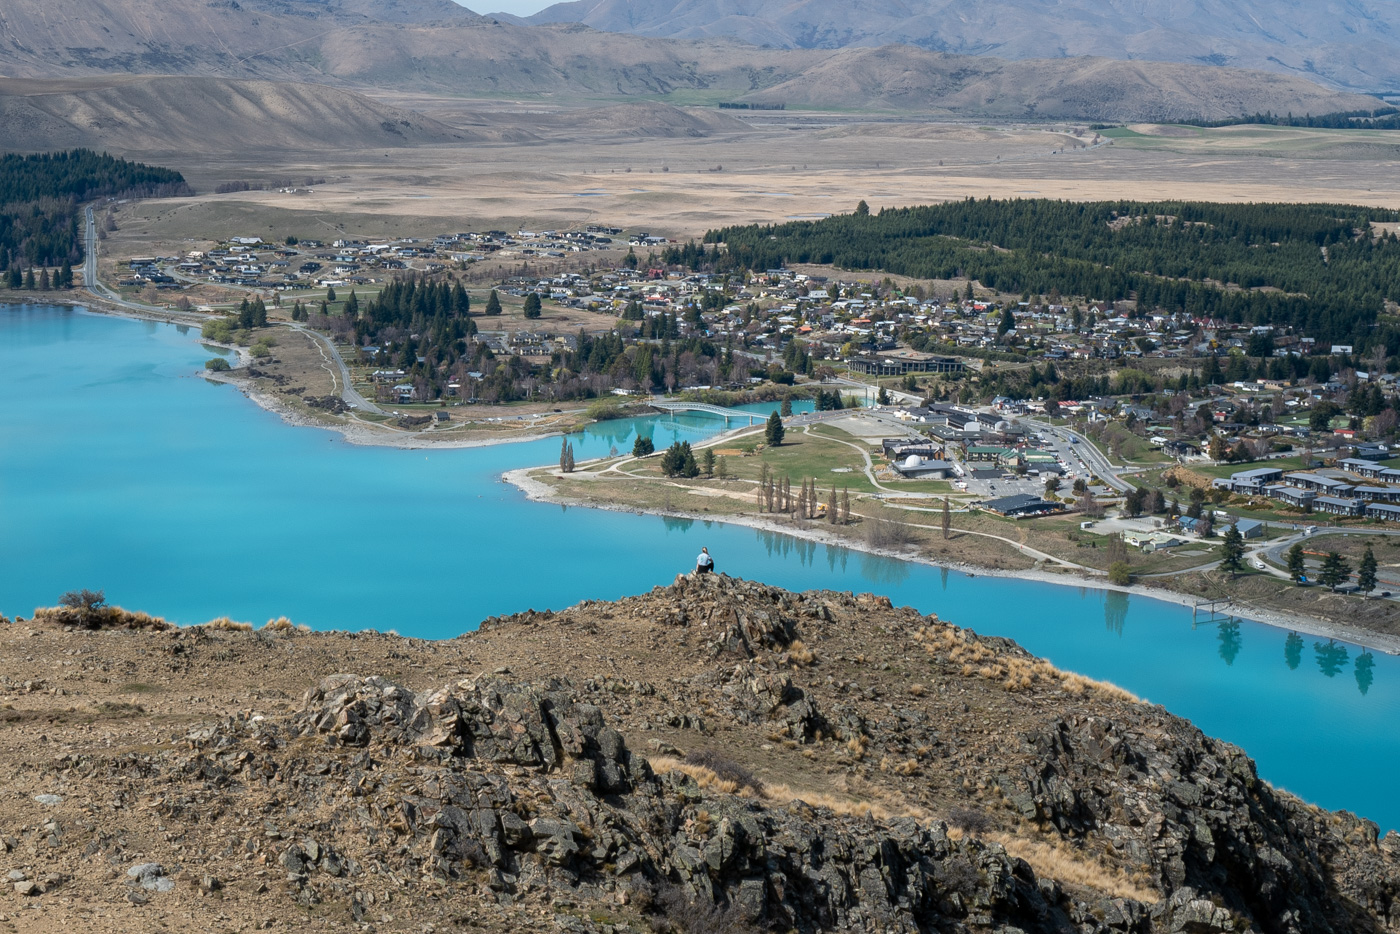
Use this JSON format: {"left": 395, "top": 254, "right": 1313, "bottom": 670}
{"left": 785, "top": 639, "right": 816, "bottom": 666}
{"left": 988, "top": 832, "right": 1159, "bottom": 903}
{"left": 262, "top": 617, "right": 309, "bottom": 632}
{"left": 649, "top": 756, "right": 743, "bottom": 795}
{"left": 913, "top": 625, "right": 1139, "bottom": 701}
{"left": 31, "top": 605, "right": 171, "bottom": 631}
{"left": 646, "top": 756, "right": 927, "bottom": 821}
{"left": 200, "top": 616, "right": 253, "bottom": 632}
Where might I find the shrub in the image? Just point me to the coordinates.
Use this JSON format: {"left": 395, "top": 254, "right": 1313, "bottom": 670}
{"left": 682, "top": 749, "right": 764, "bottom": 795}
{"left": 206, "top": 357, "right": 231, "bottom": 372}
{"left": 249, "top": 341, "right": 273, "bottom": 358}
{"left": 585, "top": 398, "right": 627, "bottom": 421}
{"left": 865, "top": 516, "right": 913, "bottom": 549}
{"left": 652, "top": 883, "right": 758, "bottom": 934}
{"left": 1107, "top": 562, "right": 1132, "bottom": 586}
{"left": 58, "top": 588, "right": 105, "bottom": 611}
{"left": 947, "top": 805, "right": 992, "bottom": 835}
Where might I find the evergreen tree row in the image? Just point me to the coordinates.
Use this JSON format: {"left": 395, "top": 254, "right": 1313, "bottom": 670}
{"left": 0, "top": 150, "right": 190, "bottom": 270}
{"left": 706, "top": 198, "right": 1400, "bottom": 348}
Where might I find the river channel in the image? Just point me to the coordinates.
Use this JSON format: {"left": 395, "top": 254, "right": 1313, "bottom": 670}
{"left": 2, "top": 303, "right": 1398, "bottom": 829}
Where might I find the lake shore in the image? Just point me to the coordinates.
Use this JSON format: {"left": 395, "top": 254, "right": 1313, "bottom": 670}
{"left": 202, "top": 367, "right": 578, "bottom": 450}
{"left": 504, "top": 465, "right": 1400, "bottom": 657}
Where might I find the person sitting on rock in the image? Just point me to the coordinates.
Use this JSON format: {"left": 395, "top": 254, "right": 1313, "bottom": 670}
{"left": 696, "top": 547, "right": 715, "bottom": 575}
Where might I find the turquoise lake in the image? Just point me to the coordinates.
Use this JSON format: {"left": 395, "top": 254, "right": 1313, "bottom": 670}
{"left": 2, "top": 303, "right": 1398, "bottom": 829}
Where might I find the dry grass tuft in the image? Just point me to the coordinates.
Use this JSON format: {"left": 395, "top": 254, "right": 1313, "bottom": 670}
{"left": 908, "top": 683, "right": 926, "bottom": 697}
{"left": 200, "top": 616, "right": 253, "bottom": 632}
{"left": 785, "top": 639, "right": 817, "bottom": 666}
{"left": 262, "top": 617, "right": 297, "bottom": 632}
{"left": 988, "top": 832, "right": 1158, "bottom": 903}
{"left": 31, "top": 605, "right": 171, "bottom": 631}
{"left": 914, "top": 624, "right": 1140, "bottom": 701}
{"left": 645, "top": 756, "right": 928, "bottom": 822}
{"left": 1061, "top": 672, "right": 1141, "bottom": 703}
{"left": 648, "top": 756, "right": 743, "bottom": 795}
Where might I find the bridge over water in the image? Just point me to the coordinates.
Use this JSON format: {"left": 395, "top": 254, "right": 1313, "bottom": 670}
{"left": 648, "top": 400, "right": 766, "bottom": 425}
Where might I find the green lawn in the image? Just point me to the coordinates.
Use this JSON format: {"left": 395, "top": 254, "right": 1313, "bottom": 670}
{"left": 1190, "top": 456, "right": 1310, "bottom": 480}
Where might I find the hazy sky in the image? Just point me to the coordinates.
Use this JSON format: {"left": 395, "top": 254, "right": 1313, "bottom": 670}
{"left": 456, "top": 0, "right": 559, "bottom": 16}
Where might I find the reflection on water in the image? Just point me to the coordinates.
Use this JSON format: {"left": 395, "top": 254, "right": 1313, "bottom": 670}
{"left": 1285, "top": 632, "right": 1304, "bottom": 670}
{"left": 859, "top": 551, "right": 911, "bottom": 586}
{"left": 661, "top": 515, "right": 695, "bottom": 533}
{"left": 1217, "top": 620, "right": 1242, "bottom": 666}
{"left": 1358, "top": 652, "right": 1376, "bottom": 695}
{"left": 940, "top": 566, "right": 949, "bottom": 590}
{"left": 1104, "top": 590, "right": 1129, "bottom": 636}
{"left": 825, "top": 544, "right": 850, "bottom": 574}
{"left": 1316, "top": 640, "right": 1350, "bottom": 678}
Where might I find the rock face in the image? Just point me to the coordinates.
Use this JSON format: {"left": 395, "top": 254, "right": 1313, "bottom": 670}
{"left": 7, "top": 574, "right": 1400, "bottom": 933}
{"left": 1018, "top": 715, "right": 1400, "bottom": 933}
{"left": 282, "top": 672, "right": 1058, "bottom": 932}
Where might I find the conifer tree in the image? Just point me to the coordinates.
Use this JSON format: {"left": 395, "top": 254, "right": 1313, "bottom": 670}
{"left": 1358, "top": 544, "right": 1378, "bottom": 595}
{"left": 1286, "top": 543, "right": 1306, "bottom": 583}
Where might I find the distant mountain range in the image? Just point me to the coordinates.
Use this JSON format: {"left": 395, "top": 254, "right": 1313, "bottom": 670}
{"left": 514, "top": 0, "right": 1400, "bottom": 93}
{"left": 0, "top": 0, "right": 1383, "bottom": 133}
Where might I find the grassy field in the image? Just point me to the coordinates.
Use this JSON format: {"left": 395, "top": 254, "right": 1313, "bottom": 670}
{"left": 1186, "top": 456, "right": 1311, "bottom": 480}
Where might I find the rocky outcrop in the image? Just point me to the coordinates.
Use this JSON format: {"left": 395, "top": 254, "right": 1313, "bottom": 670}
{"left": 1017, "top": 715, "right": 1399, "bottom": 934}
{"left": 275, "top": 673, "right": 1060, "bottom": 932}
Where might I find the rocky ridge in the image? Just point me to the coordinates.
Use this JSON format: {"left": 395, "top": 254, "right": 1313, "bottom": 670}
{"left": 0, "top": 575, "right": 1397, "bottom": 933}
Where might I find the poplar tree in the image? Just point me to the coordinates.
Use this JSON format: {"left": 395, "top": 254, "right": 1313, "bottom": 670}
{"left": 941, "top": 497, "right": 951, "bottom": 540}
{"left": 827, "top": 485, "right": 838, "bottom": 524}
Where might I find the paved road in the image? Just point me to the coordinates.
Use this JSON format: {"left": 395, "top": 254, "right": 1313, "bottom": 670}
{"left": 290, "top": 324, "right": 384, "bottom": 415}
{"left": 1024, "top": 417, "right": 1134, "bottom": 493}
{"left": 81, "top": 206, "right": 208, "bottom": 324}
{"left": 82, "top": 206, "right": 381, "bottom": 414}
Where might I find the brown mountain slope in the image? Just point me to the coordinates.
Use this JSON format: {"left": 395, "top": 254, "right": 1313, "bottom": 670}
{"left": 1, "top": 575, "right": 1398, "bottom": 933}
{"left": 0, "top": 0, "right": 1382, "bottom": 121}
{"left": 522, "top": 0, "right": 1400, "bottom": 93}
{"left": 0, "top": 76, "right": 467, "bottom": 153}
{"left": 742, "top": 46, "right": 1382, "bottom": 120}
